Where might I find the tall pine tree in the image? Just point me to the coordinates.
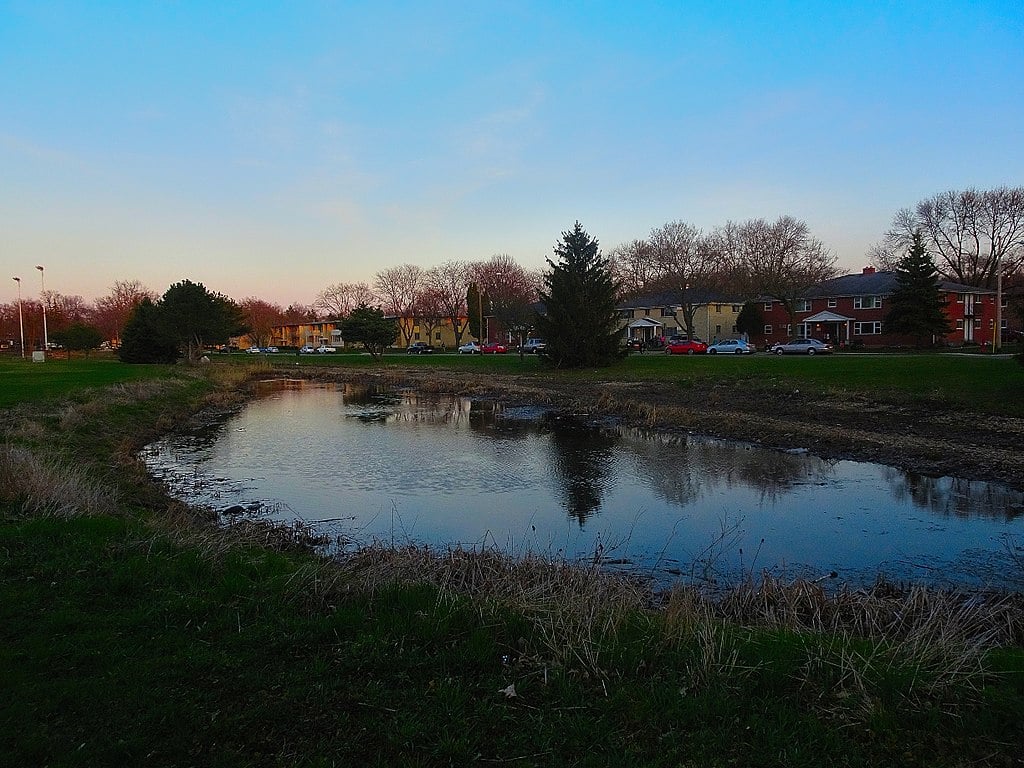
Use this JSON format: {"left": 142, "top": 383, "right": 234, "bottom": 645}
{"left": 884, "top": 230, "right": 952, "bottom": 346}
{"left": 535, "top": 221, "right": 623, "bottom": 368}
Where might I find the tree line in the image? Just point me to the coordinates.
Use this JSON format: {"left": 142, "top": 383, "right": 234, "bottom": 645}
{"left": 4, "top": 185, "right": 1021, "bottom": 364}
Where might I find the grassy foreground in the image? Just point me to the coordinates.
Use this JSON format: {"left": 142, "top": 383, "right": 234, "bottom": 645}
{"left": 2, "top": 356, "right": 1024, "bottom": 766}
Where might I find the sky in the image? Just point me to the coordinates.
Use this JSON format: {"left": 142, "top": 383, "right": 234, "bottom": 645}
{"left": 2, "top": 1, "right": 1023, "bottom": 307}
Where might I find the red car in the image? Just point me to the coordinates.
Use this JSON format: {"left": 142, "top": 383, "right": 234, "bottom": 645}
{"left": 665, "top": 338, "right": 707, "bottom": 355}
{"left": 481, "top": 341, "right": 508, "bottom": 354}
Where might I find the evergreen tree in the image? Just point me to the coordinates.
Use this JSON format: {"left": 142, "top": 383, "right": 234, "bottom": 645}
{"left": 158, "top": 280, "right": 244, "bottom": 361}
{"left": 119, "top": 298, "right": 179, "bottom": 363}
{"left": 735, "top": 302, "right": 765, "bottom": 339}
{"left": 884, "top": 231, "right": 952, "bottom": 346}
{"left": 51, "top": 323, "right": 104, "bottom": 359}
{"left": 535, "top": 221, "right": 623, "bottom": 368}
{"left": 339, "top": 304, "right": 398, "bottom": 359}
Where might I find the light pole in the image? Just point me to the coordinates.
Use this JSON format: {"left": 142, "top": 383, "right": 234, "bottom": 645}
{"left": 36, "top": 265, "right": 48, "bottom": 354}
{"left": 12, "top": 277, "right": 25, "bottom": 358}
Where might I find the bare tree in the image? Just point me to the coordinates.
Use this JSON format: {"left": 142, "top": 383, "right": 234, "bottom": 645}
{"left": 42, "top": 292, "right": 90, "bottom": 337}
{"left": 647, "top": 221, "right": 724, "bottom": 339}
{"left": 314, "top": 282, "right": 376, "bottom": 319}
{"left": 470, "top": 254, "right": 540, "bottom": 346}
{"left": 608, "top": 238, "right": 659, "bottom": 300}
{"left": 239, "top": 298, "right": 286, "bottom": 348}
{"left": 282, "top": 303, "right": 319, "bottom": 323}
{"left": 92, "top": 279, "right": 156, "bottom": 345}
{"left": 720, "top": 216, "right": 837, "bottom": 328}
{"left": 881, "top": 187, "right": 1024, "bottom": 288}
{"left": 423, "top": 261, "right": 471, "bottom": 346}
{"left": 413, "top": 286, "right": 446, "bottom": 348}
{"left": 374, "top": 264, "right": 424, "bottom": 346}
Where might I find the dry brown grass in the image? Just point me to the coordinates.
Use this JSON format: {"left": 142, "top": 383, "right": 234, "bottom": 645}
{"left": 0, "top": 444, "right": 120, "bottom": 518}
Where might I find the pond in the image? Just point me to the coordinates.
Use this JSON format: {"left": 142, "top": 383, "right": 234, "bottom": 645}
{"left": 142, "top": 380, "right": 1024, "bottom": 590}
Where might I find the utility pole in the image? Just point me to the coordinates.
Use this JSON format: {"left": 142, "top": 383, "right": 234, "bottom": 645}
{"left": 12, "top": 276, "right": 25, "bottom": 358}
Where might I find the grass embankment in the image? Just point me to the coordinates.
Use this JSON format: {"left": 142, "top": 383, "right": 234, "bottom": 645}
{"left": 2, "top": 356, "right": 1024, "bottom": 766}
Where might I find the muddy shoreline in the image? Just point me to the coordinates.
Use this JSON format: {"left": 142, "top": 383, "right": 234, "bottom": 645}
{"left": 279, "top": 365, "right": 1024, "bottom": 492}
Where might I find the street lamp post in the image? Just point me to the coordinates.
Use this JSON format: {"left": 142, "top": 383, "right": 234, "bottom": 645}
{"left": 12, "top": 277, "right": 25, "bottom": 358}
{"left": 36, "top": 265, "right": 48, "bottom": 355}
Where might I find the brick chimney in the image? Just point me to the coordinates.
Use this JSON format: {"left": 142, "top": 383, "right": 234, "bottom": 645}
{"left": 863, "top": 266, "right": 876, "bottom": 275}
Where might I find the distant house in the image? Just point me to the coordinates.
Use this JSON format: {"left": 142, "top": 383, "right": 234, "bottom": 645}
{"left": 617, "top": 291, "right": 745, "bottom": 344}
{"left": 753, "top": 267, "right": 997, "bottom": 348}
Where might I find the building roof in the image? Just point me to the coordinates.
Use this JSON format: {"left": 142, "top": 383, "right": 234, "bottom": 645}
{"left": 617, "top": 289, "right": 741, "bottom": 309}
{"left": 803, "top": 270, "right": 995, "bottom": 299}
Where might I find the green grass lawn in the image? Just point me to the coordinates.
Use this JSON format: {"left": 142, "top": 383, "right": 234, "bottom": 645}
{"left": 0, "top": 355, "right": 176, "bottom": 408}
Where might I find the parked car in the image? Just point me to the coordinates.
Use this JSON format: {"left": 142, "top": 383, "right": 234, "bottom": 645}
{"left": 522, "top": 338, "right": 546, "bottom": 354}
{"left": 771, "top": 338, "right": 834, "bottom": 355}
{"left": 246, "top": 346, "right": 263, "bottom": 354}
{"left": 457, "top": 341, "right": 481, "bottom": 355}
{"left": 315, "top": 345, "right": 337, "bottom": 354}
{"left": 299, "top": 345, "right": 316, "bottom": 354}
{"left": 481, "top": 341, "right": 508, "bottom": 354}
{"left": 665, "top": 338, "right": 708, "bottom": 355}
{"left": 706, "top": 339, "right": 756, "bottom": 355}
{"left": 265, "top": 346, "right": 279, "bottom": 353}
{"left": 407, "top": 342, "right": 435, "bottom": 355}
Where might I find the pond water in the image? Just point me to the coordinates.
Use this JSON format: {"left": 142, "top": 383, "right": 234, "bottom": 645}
{"left": 142, "top": 380, "right": 1024, "bottom": 590}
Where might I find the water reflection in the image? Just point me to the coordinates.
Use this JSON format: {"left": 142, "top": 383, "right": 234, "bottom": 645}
{"left": 545, "top": 419, "right": 619, "bottom": 525}
{"left": 142, "top": 382, "right": 1024, "bottom": 589}
{"left": 882, "top": 468, "right": 1024, "bottom": 521}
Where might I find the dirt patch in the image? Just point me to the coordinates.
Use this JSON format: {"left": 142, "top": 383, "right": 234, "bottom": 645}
{"left": 269, "top": 365, "right": 1024, "bottom": 492}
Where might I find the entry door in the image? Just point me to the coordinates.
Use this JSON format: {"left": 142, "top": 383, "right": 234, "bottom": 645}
{"left": 963, "top": 295, "right": 974, "bottom": 341}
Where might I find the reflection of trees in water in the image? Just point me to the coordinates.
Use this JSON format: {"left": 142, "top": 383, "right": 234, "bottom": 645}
{"left": 546, "top": 422, "right": 619, "bottom": 525}
{"left": 882, "top": 468, "right": 1024, "bottom": 521}
{"left": 618, "top": 429, "right": 836, "bottom": 507}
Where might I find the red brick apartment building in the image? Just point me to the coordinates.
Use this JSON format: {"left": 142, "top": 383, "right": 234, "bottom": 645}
{"left": 754, "top": 267, "right": 1000, "bottom": 349}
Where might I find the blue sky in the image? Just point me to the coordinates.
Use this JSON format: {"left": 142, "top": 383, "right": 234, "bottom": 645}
{"left": 3, "top": 1, "right": 1022, "bottom": 306}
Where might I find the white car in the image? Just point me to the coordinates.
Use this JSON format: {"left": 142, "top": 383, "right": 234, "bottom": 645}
{"left": 315, "top": 345, "right": 337, "bottom": 354}
{"left": 522, "top": 338, "right": 546, "bottom": 354}
{"left": 246, "top": 346, "right": 263, "bottom": 354}
{"left": 458, "top": 341, "right": 481, "bottom": 354}
{"left": 299, "top": 345, "right": 316, "bottom": 354}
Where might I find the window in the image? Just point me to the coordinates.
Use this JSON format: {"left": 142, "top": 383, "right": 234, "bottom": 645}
{"left": 786, "top": 324, "right": 792, "bottom": 335}
{"left": 764, "top": 325, "right": 772, "bottom": 335}
{"left": 715, "top": 304, "right": 724, "bottom": 312}
{"left": 827, "top": 297, "right": 837, "bottom": 308}
{"left": 731, "top": 305, "right": 741, "bottom": 313}
{"left": 620, "top": 309, "right": 634, "bottom": 319}
{"left": 660, "top": 307, "right": 674, "bottom": 317}
{"left": 794, "top": 299, "right": 811, "bottom": 312}
{"left": 413, "top": 332, "right": 421, "bottom": 340}
{"left": 957, "top": 294, "right": 965, "bottom": 304}
{"left": 956, "top": 319, "right": 964, "bottom": 330}
{"left": 435, "top": 332, "right": 442, "bottom": 340}
{"left": 715, "top": 324, "right": 722, "bottom": 335}
{"left": 854, "top": 296, "right": 882, "bottom": 309}
{"left": 763, "top": 301, "right": 773, "bottom": 311}
{"left": 854, "top": 321, "right": 881, "bottom": 335}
